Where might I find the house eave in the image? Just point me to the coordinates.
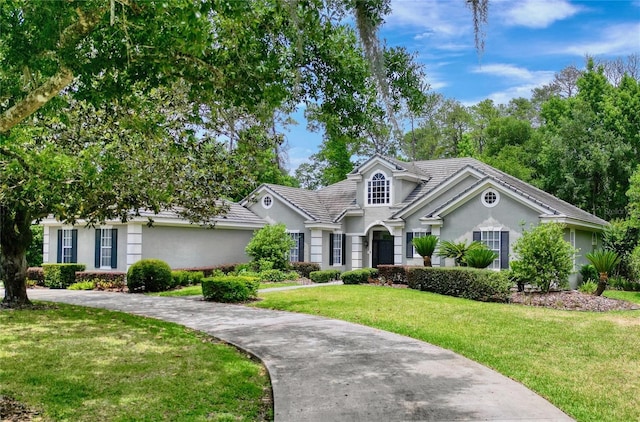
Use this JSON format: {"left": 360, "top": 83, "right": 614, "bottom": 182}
{"left": 539, "top": 215, "right": 607, "bottom": 231}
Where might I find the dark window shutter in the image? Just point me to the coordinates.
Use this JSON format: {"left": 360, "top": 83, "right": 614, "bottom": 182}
{"left": 406, "top": 232, "right": 414, "bottom": 258}
{"left": 95, "top": 229, "right": 101, "bottom": 268}
{"left": 298, "top": 233, "right": 304, "bottom": 262}
{"left": 57, "top": 230, "right": 62, "bottom": 263}
{"left": 500, "top": 231, "right": 509, "bottom": 269}
{"left": 329, "top": 234, "right": 334, "bottom": 265}
{"left": 472, "top": 231, "right": 481, "bottom": 243}
{"left": 71, "top": 229, "right": 78, "bottom": 263}
{"left": 342, "top": 234, "right": 346, "bottom": 266}
{"left": 111, "top": 229, "right": 118, "bottom": 268}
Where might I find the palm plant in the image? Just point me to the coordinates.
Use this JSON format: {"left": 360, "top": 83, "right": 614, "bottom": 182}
{"left": 586, "top": 250, "right": 621, "bottom": 296}
{"left": 463, "top": 247, "right": 498, "bottom": 269}
{"left": 437, "top": 240, "right": 483, "bottom": 266}
{"left": 412, "top": 235, "right": 439, "bottom": 267}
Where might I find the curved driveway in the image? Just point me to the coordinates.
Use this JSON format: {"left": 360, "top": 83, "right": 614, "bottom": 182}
{"left": 25, "top": 289, "right": 573, "bottom": 421}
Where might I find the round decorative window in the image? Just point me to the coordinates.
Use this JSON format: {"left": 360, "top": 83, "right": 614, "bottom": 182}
{"left": 262, "top": 195, "right": 273, "bottom": 209}
{"left": 481, "top": 189, "right": 500, "bottom": 208}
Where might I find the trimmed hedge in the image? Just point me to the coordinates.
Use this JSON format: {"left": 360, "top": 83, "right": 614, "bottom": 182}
{"left": 75, "top": 271, "right": 126, "bottom": 290}
{"left": 26, "top": 267, "right": 45, "bottom": 286}
{"left": 340, "top": 268, "right": 379, "bottom": 285}
{"left": 170, "top": 270, "right": 205, "bottom": 288}
{"left": 202, "top": 276, "right": 259, "bottom": 302}
{"left": 406, "top": 267, "right": 512, "bottom": 302}
{"left": 376, "top": 265, "right": 412, "bottom": 284}
{"left": 309, "top": 270, "right": 341, "bottom": 283}
{"left": 127, "top": 259, "right": 172, "bottom": 293}
{"left": 258, "top": 269, "right": 299, "bottom": 283}
{"left": 42, "top": 264, "right": 86, "bottom": 289}
{"left": 291, "top": 262, "right": 321, "bottom": 278}
{"left": 173, "top": 264, "right": 238, "bottom": 277}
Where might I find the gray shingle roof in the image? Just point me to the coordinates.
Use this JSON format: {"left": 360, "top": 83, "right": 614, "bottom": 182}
{"left": 138, "top": 201, "right": 265, "bottom": 225}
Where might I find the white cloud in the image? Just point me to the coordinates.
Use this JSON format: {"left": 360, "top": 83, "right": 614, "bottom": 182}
{"left": 503, "top": 0, "right": 581, "bottom": 28}
{"left": 559, "top": 23, "right": 640, "bottom": 56}
{"left": 471, "top": 63, "right": 555, "bottom": 83}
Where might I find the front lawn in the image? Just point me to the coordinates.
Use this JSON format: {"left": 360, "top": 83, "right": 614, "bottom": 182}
{"left": 255, "top": 285, "right": 640, "bottom": 422}
{"left": 604, "top": 290, "right": 640, "bottom": 304}
{"left": 0, "top": 304, "right": 270, "bottom": 421}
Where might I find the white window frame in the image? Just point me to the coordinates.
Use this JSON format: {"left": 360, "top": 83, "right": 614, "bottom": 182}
{"left": 480, "top": 229, "right": 501, "bottom": 270}
{"left": 100, "top": 228, "right": 113, "bottom": 269}
{"left": 62, "top": 229, "right": 74, "bottom": 263}
{"left": 262, "top": 195, "right": 273, "bottom": 209}
{"left": 332, "top": 233, "right": 343, "bottom": 266}
{"left": 367, "top": 171, "right": 390, "bottom": 205}
{"left": 289, "top": 232, "right": 302, "bottom": 263}
{"left": 481, "top": 189, "right": 500, "bottom": 208}
{"left": 411, "top": 230, "right": 428, "bottom": 258}
{"left": 570, "top": 228, "right": 576, "bottom": 270}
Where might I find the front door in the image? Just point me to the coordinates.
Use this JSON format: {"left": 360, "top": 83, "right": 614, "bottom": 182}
{"left": 372, "top": 231, "right": 394, "bottom": 267}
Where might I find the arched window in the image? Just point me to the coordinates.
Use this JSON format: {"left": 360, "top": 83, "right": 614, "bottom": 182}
{"left": 367, "top": 172, "right": 390, "bottom": 205}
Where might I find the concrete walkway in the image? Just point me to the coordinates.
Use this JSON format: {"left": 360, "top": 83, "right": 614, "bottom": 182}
{"left": 24, "top": 289, "right": 573, "bottom": 421}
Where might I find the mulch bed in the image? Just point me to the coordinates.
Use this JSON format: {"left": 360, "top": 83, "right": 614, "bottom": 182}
{"left": 0, "top": 396, "right": 42, "bottom": 422}
{"left": 510, "top": 290, "right": 640, "bottom": 311}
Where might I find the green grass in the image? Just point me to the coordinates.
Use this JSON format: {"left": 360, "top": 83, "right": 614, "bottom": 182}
{"left": 0, "top": 304, "right": 270, "bottom": 421}
{"left": 255, "top": 285, "right": 640, "bottom": 422}
{"left": 154, "top": 282, "right": 301, "bottom": 297}
{"left": 604, "top": 290, "right": 640, "bottom": 304}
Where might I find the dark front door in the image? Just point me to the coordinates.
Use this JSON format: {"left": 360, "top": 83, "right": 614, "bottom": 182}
{"left": 372, "top": 231, "right": 394, "bottom": 267}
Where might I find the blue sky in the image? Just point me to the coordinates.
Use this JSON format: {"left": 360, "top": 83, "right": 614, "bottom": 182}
{"left": 284, "top": 0, "right": 640, "bottom": 171}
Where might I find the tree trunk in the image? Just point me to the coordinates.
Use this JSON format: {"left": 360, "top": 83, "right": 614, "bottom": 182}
{"left": 1, "top": 206, "right": 33, "bottom": 307}
{"left": 423, "top": 255, "right": 432, "bottom": 267}
{"left": 594, "top": 272, "right": 608, "bottom": 297}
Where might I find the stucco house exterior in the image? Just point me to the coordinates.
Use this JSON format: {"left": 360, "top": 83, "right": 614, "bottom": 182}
{"left": 42, "top": 154, "right": 607, "bottom": 287}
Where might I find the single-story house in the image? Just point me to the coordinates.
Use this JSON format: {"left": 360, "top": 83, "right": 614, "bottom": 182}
{"left": 42, "top": 154, "right": 607, "bottom": 287}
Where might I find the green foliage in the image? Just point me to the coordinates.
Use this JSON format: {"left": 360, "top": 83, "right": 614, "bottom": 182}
{"left": 290, "top": 262, "right": 320, "bottom": 278}
{"left": 412, "top": 235, "right": 438, "bottom": 258}
{"left": 258, "top": 269, "right": 298, "bottom": 283}
{"left": 608, "top": 276, "right": 640, "bottom": 292}
{"left": 68, "top": 281, "right": 96, "bottom": 291}
{"left": 437, "top": 240, "right": 483, "bottom": 266}
{"left": 126, "top": 259, "right": 172, "bottom": 293}
{"left": 309, "top": 270, "right": 341, "bottom": 283}
{"left": 602, "top": 218, "right": 639, "bottom": 278}
{"left": 26, "top": 225, "right": 43, "bottom": 267}
{"left": 463, "top": 247, "right": 498, "bottom": 269}
{"left": 42, "top": 264, "right": 86, "bottom": 289}
{"left": 340, "top": 268, "right": 378, "bottom": 285}
{"left": 586, "top": 250, "right": 622, "bottom": 277}
{"left": 579, "top": 264, "right": 598, "bottom": 284}
{"left": 406, "top": 267, "right": 512, "bottom": 302}
{"left": 245, "top": 224, "right": 295, "bottom": 271}
{"left": 376, "top": 265, "right": 409, "bottom": 284}
{"left": 202, "top": 276, "right": 259, "bottom": 303}
{"left": 75, "top": 271, "right": 126, "bottom": 290}
{"left": 171, "top": 271, "right": 204, "bottom": 289}
{"left": 631, "top": 245, "right": 640, "bottom": 282}
{"left": 510, "top": 223, "right": 575, "bottom": 293}
{"left": 628, "top": 165, "right": 640, "bottom": 227}
{"left": 578, "top": 281, "right": 598, "bottom": 294}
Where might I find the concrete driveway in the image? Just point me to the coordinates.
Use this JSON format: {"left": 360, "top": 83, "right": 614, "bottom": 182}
{"left": 23, "top": 289, "right": 574, "bottom": 421}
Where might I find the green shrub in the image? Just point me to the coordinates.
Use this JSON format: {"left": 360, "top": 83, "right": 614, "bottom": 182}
{"left": 406, "top": 267, "right": 512, "bottom": 302}
{"left": 170, "top": 270, "right": 203, "bottom": 288}
{"left": 630, "top": 245, "right": 640, "bottom": 282}
{"left": 608, "top": 276, "right": 640, "bottom": 291}
{"left": 173, "top": 264, "right": 237, "bottom": 277}
{"left": 68, "top": 280, "right": 96, "bottom": 290}
{"left": 437, "top": 240, "right": 483, "bottom": 266}
{"left": 511, "top": 223, "right": 576, "bottom": 293}
{"left": 258, "top": 269, "right": 288, "bottom": 283}
{"left": 245, "top": 224, "right": 295, "bottom": 271}
{"left": 42, "top": 264, "right": 86, "bottom": 289}
{"left": 202, "top": 276, "right": 259, "bottom": 302}
{"left": 579, "top": 280, "right": 598, "bottom": 294}
{"left": 463, "top": 247, "right": 498, "bottom": 268}
{"left": 580, "top": 264, "right": 598, "bottom": 284}
{"left": 376, "top": 265, "right": 410, "bottom": 284}
{"left": 75, "top": 271, "right": 126, "bottom": 290}
{"left": 309, "top": 270, "right": 341, "bottom": 283}
{"left": 26, "top": 267, "right": 45, "bottom": 286}
{"left": 127, "top": 259, "right": 172, "bottom": 293}
{"left": 290, "top": 262, "right": 320, "bottom": 278}
{"left": 341, "top": 268, "right": 378, "bottom": 285}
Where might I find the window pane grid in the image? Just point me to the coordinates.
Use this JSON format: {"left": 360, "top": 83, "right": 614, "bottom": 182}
{"left": 62, "top": 229, "right": 73, "bottom": 263}
{"left": 333, "top": 234, "right": 342, "bottom": 265}
{"left": 100, "top": 229, "right": 112, "bottom": 268}
{"left": 289, "top": 233, "right": 301, "bottom": 262}
{"left": 481, "top": 230, "right": 500, "bottom": 270}
{"left": 367, "top": 173, "right": 390, "bottom": 205}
